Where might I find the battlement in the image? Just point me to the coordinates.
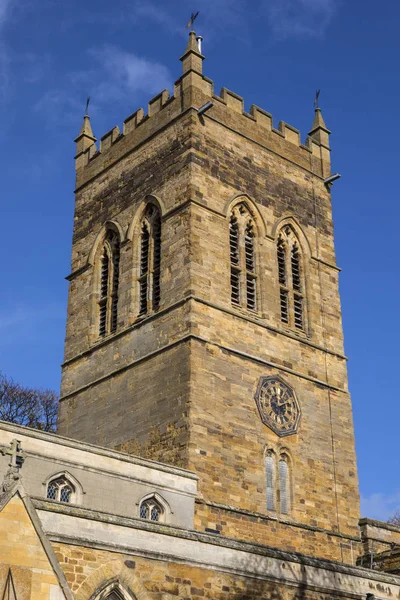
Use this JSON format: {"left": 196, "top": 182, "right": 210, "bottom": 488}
{"left": 75, "top": 34, "right": 331, "bottom": 186}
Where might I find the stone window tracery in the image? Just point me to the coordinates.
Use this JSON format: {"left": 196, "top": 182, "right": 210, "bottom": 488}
{"left": 138, "top": 204, "right": 161, "bottom": 316}
{"left": 139, "top": 497, "right": 163, "bottom": 521}
{"left": 98, "top": 229, "right": 120, "bottom": 336}
{"left": 46, "top": 476, "right": 74, "bottom": 503}
{"left": 229, "top": 203, "right": 257, "bottom": 311}
{"left": 277, "top": 226, "right": 305, "bottom": 331}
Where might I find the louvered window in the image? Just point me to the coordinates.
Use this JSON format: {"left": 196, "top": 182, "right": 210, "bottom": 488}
{"left": 138, "top": 204, "right": 162, "bottom": 316}
{"left": 277, "top": 228, "right": 305, "bottom": 331}
{"left": 229, "top": 204, "right": 257, "bottom": 311}
{"left": 98, "top": 229, "right": 120, "bottom": 337}
{"left": 152, "top": 215, "right": 161, "bottom": 311}
{"left": 279, "top": 457, "right": 290, "bottom": 515}
{"left": 245, "top": 222, "right": 256, "bottom": 310}
{"left": 230, "top": 215, "right": 240, "bottom": 305}
{"left": 139, "top": 223, "right": 150, "bottom": 315}
{"left": 111, "top": 242, "right": 120, "bottom": 333}
{"left": 266, "top": 453, "right": 275, "bottom": 511}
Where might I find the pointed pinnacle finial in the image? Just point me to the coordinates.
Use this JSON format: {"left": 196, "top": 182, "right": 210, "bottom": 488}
{"left": 74, "top": 102, "right": 97, "bottom": 170}
{"left": 180, "top": 30, "right": 204, "bottom": 75}
{"left": 310, "top": 106, "right": 329, "bottom": 133}
{"left": 75, "top": 104, "right": 96, "bottom": 145}
{"left": 308, "top": 100, "right": 331, "bottom": 175}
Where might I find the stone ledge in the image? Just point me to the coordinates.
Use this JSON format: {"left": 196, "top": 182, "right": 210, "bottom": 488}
{"left": 0, "top": 421, "right": 198, "bottom": 481}
{"left": 35, "top": 500, "right": 400, "bottom": 588}
{"left": 197, "top": 499, "right": 360, "bottom": 541}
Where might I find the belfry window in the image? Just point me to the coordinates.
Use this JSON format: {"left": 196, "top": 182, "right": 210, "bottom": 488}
{"left": 138, "top": 204, "right": 162, "bottom": 316}
{"left": 277, "top": 227, "right": 305, "bottom": 331}
{"left": 229, "top": 203, "right": 257, "bottom": 311}
{"left": 46, "top": 476, "right": 74, "bottom": 503}
{"left": 98, "top": 229, "right": 120, "bottom": 337}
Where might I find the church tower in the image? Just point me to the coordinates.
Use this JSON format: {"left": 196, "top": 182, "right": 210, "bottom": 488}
{"left": 58, "top": 32, "right": 360, "bottom": 563}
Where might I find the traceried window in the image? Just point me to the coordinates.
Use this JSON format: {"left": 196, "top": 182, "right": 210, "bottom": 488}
{"left": 277, "top": 226, "right": 305, "bottom": 331}
{"left": 46, "top": 476, "right": 74, "bottom": 503}
{"left": 265, "top": 451, "right": 292, "bottom": 515}
{"left": 139, "top": 497, "right": 163, "bottom": 522}
{"left": 98, "top": 229, "right": 120, "bottom": 337}
{"left": 138, "top": 204, "right": 162, "bottom": 316}
{"left": 229, "top": 204, "right": 257, "bottom": 311}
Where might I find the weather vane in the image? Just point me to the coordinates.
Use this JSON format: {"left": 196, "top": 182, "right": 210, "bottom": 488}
{"left": 186, "top": 11, "right": 199, "bottom": 30}
{"left": 85, "top": 96, "right": 91, "bottom": 116}
{"left": 314, "top": 89, "right": 320, "bottom": 109}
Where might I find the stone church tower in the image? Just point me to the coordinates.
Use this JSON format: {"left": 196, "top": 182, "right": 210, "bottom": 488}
{"left": 58, "top": 32, "right": 359, "bottom": 563}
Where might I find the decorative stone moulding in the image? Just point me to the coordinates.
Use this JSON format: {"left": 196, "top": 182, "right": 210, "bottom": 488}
{"left": 255, "top": 375, "right": 301, "bottom": 437}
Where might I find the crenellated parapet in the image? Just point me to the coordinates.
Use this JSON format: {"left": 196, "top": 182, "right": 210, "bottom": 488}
{"left": 74, "top": 31, "right": 332, "bottom": 187}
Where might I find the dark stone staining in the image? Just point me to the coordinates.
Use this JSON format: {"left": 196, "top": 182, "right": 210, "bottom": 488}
{"left": 73, "top": 130, "right": 194, "bottom": 244}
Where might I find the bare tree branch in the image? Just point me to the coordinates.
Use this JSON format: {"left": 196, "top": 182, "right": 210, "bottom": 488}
{"left": 388, "top": 511, "right": 400, "bottom": 527}
{"left": 0, "top": 373, "right": 58, "bottom": 432}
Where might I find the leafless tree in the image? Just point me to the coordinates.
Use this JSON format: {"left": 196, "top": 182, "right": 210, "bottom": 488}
{"left": 388, "top": 511, "right": 400, "bottom": 527}
{"left": 0, "top": 373, "right": 58, "bottom": 432}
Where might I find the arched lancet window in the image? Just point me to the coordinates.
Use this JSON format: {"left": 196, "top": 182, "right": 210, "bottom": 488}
{"left": 279, "top": 454, "right": 291, "bottom": 515}
{"left": 98, "top": 229, "right": 120, "bottom": 336}
{"left": 265, "top": 449, "right": 292, "bottom": 515}
{"left": 266, "top": 451, "right": 276, "bottom": 511}
{"left": 139, "top": 496, "right": 163, "bottom": 522}
{"left": 229, "top": 203, "right": 257, "bottom": 311}
{"left": 277, "top": 226, "right": 305, "bottom": 330}
{"left": 138, "top": 204, "right": 162, "bottom": 316}
{"left": 46, "top": 476, "right": 75, "bottom": 503}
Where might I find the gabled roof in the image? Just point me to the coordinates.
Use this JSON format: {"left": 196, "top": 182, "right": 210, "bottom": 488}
{"left": 0, "top": 481, "right": 74, "bottom": 600}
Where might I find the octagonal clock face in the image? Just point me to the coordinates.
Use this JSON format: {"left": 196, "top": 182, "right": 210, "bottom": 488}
{"left": 255, "top": 376, "right": 301, "bottom": 437}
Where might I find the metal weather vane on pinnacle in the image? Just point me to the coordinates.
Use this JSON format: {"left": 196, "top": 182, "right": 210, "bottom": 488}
{"left": 314, "top": 89, "right": 321, "bottom": 109}
{"left": 186, "top": 11, "right": 199, "bottom": 30}
{"left": 85, "top": 96, "right": 91, "bottom": 116}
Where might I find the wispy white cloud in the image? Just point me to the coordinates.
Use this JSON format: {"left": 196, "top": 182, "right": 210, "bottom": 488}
{"left": 264, "top": 0, "right": 337, "bottom": 39}
{"left": 89, "top": 44, "right": 171, "bottom": 102}
{"left": 361, "top": 491, "right": 400, "bottom": 522}
{"left": 131, "top": 0, "right": 248, "bottom": 41}
{"left": 131, "top": 0, "right": 337, "bottom": 41}
{"left": 35, "top": 44, "right": 171, "bottom": 128}
{"left": 133, "top": 1, "right": 182, "bottom": 34}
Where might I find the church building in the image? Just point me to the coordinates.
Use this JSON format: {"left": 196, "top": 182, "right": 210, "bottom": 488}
{"left": 1, "top": 30, "right": 400, "bottom": 600}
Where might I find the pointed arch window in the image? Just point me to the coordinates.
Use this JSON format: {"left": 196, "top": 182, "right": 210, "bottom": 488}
{"left": 46, "top": 476, "right": 74, "bottom": 503}
{"left": 138, "top": 204, "right": 162, "bottom": 316}
{"left": 265, "top": 450, "right": 292, "bottom": 515}
{"left": 229, "top": 203, "right": 257, "bottom": 311}
{"left": 98, "top": 229, "right": 120, "bottom": 337}
{"left": 277, "top": 226, "right": 305, "bottom": 331}
{"left": 139, "top": 497, "right": 163, "bottom": 521}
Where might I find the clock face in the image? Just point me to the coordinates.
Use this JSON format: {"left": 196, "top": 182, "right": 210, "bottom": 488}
{"left": 255, "top": 376, "right": 300, "bottom": 436}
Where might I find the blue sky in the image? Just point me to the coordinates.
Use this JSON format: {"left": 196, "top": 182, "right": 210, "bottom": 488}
{"left": 0, "top": 0, "right": 399, "bottom": 522}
